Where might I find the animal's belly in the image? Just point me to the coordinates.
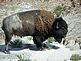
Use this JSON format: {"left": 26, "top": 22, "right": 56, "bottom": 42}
{"left": 13, "top": 29, "right": 26, "bottom": 37}
{"left": 13, "top": 24, "right": 35, "bottom": 37}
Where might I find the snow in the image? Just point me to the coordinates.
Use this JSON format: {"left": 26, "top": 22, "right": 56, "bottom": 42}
{"left": 0, "top": 41, "right": 72, "bottom": 61}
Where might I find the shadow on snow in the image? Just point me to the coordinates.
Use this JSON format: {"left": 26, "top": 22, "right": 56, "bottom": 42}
{"left": 0, "top": 43, "right": 60, "bottom": 53}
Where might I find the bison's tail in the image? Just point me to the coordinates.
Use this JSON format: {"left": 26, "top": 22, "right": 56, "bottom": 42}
{"left": 1, "top": 18, "right": 6, "bottom": 31}
{"left": 1, "top": 21, "right": 4, "bottom": 30}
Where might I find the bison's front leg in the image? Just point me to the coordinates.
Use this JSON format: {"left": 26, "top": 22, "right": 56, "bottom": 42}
{"left": 33, "top": 36, "right": 45, "bottom": 50}
{"left": 4, "top": 32, "right": 12, "bottom": 54}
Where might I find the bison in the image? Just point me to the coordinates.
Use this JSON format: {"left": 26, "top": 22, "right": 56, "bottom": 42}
{"left": 1, "top": 10, "right": 68, "bottom": 53}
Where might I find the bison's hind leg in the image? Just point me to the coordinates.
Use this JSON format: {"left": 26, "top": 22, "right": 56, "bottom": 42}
{"left": 4, "top": 31, "right": 12, "bottom": 54}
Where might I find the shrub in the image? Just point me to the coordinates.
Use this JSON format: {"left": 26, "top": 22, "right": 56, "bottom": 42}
{"left": 70, "top": 54, "right": 81, "bottom": 61}
{"left": 17, "top": 55, "right": 31, "bottom": 61}
{"left": 53, "top": 5, "right": 62, "bottom": 17}
{"left": 47, "top": 37, "right": 55, "bottom": 43}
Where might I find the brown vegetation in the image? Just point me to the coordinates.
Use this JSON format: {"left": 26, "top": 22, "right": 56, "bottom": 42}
{"left": 71, "top": 0, "right": 81, "bottom": 7}
{"left": 0, "top": 0, "right": 4, "bottom": 3}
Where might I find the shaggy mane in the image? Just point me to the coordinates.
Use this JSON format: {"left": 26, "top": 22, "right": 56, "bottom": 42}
{"left": 35, "top": 10, "right": 55, "bottom": 34}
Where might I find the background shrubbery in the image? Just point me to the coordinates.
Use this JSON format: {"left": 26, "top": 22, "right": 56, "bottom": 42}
{"left": 70, "top": 54, "right": 81, "bottom": 61}
{"left": 53, "top": 5, "right": 62, "bottom": 17}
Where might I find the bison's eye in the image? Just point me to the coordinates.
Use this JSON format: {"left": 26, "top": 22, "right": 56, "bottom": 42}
{"left": 61, "top": 27, "right": 65, "bottom": 29}
{"left": 61, "top": 27, "right": 67, "bottom": 31}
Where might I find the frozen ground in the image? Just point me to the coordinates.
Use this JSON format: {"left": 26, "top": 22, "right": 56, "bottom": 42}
{"left": 0, "top": 37, "right": 80, "bottom": 61}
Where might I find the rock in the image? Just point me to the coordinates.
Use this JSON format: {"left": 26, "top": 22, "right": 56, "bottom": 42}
{"left": 63, "top": 8, "right": 81, "bottom": 49}
{"left": 66, "top": 42, "right": 80, "bottom": 50}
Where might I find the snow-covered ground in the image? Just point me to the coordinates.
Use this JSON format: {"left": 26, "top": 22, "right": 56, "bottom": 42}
{"left": 0, "top": 38, "right": 79, "bottom": 61}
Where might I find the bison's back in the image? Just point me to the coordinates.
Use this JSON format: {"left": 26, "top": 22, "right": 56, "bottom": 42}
{"left": 2, "top": 14, "right": 22, "bottom": 33}
{"left": 18, "top": 10, "right": 55, "bottom": 35}
{"left": 2, "top": 10, "right": 55, "bottom": 36}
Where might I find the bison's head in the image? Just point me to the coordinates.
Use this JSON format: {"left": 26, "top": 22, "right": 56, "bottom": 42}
{"left": 52, "top": 17, "right": 68, "bottom": 43}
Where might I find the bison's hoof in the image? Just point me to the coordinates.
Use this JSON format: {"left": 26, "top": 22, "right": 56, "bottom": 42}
{"left": 39, "top": 48, "right": 44, "bottom": 51}
{"left": 38, "top": 47, "right": 44, "bottom": 51}
{"left": 4, "top": 51, "right": 10, "bottom": 54}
